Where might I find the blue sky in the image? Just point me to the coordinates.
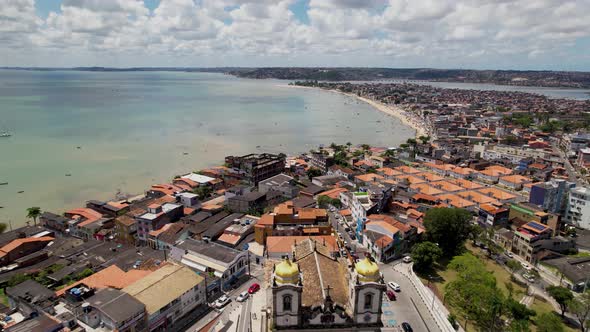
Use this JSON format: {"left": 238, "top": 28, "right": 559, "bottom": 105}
{"left": 4, "top": 0, "right": 590, "bottom": 70}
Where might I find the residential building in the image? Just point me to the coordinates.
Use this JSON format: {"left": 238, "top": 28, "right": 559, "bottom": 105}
{"left": 478, "top": 203, "right": 509, "bottom": 227}
{"left": 0, "top": 236, "right": 54, "bottom": 266}
{"left": 327, "top": 164, "right": 355, "bottom": 179}
{"left": 577, "top": 148, "right": 590, "bottom": 168}
{"left": 510, "top": 221, "right": 553, "bottom": 263}
{"left": 136, "top": 202, "right": 183, "bottom": 245}
{"left": 312, "top": 174, "right": 348, "bottom": 187}
{"left": 123, "top": 264, "right": 205, "bottom": 331}
{"left": 65, "top": 208, "right": 112, "bottom": 240}
{"left": 176, "top": 192, "right": 199, "bottom": 208}
{"left": 81, "top": 288, "right": 147, "bottom": 332}
{"left": 509, "top": 203, "right": 561, "bottom": 235}
{"left": 561, "top": 133, "right": 590, "bottom": 155}
{"left": 259, "top": 173, "right": 299, "bottom": 198}
{"left": 498, "top": 174, "right": 533, "bottom": 191}
{"left": 529, "top": 179, "right": 576, "bottom": 214}
{"left": 6, "top": 280, "right": 56, "bottom": 317}
{"left": 254, "top": 202, "right": 330, "bottom": 245}
{"left": 227, "top": 191, "right": 267, "bottom": 213}
{"left": 40, "top": 212, "right": 70, "bottom": 234}
{"left": 309, "top": 152, "right": 334, "bottom": 172}
{"left": 265, "top": 235, "right": 338, "bottom": 259}
{"left": 170, "top": 239, "right": 248, "bottom": 293}
{"left": 225, "top": 153, "right": 286, "bottom": 184}
{"left": 147, "top": 222, "right": 189, "bottom": 250}
{"left": 114, "top": 215, "right": 138, "bottom": 245}
{"left": 362, "top": 214, "right": 416, "bottom": 262}
{"left": 216, "top": 215, "right": 259, "bottom": 248}
{"left": 565, "top": 187, "right": 590, "bottom": 229}
{"left": 543, "top": 256, "right": 590, "bottom": 292}
{"left": 86, "top": 200, "right": 130, "bottom": 217}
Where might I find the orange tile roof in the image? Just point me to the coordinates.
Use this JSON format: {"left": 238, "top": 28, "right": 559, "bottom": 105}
{"left": 66, "top": 208, "right": 103, "bottom": 227}
{"left": 414, "top": 172, "right": 445, "bottom": 182}
{"left": 457, "top": 191, "right": 500, "bottom": 205}
{"left": 366, "top": 221, "right": 400, "bottom": 235}
{"left": 354, "top": 159, "right": 374, "bottom": 167}
{"left": 437, "top": 194, "right": 476, "bottom": 208}
{"left": 150, "top": 183, "right": 183, "bottom": 196}
{"left": 410, "top": 183, "right": 444, "bottom": 196}
{"left": 376, "top": 167, "right": 402, "bottom": 177}
{"left": 218, "top": 233, "right": 241, "bottom": 245}
{"left": 148, "top": 223, "right": 172, "bottom": 237}
{"left": 355, "top": 173, "right": 384, "bottom": 182}
{"left": 477, "top": 188, "right": 517, "bottom": 201}
{"left": 412, "top": 193, "right": 439, "bottom": 202}
{"left": 450, "top": 167, "right": 477, "bottom": 176}
{"left": 394, "top": 174, "right": 426, "bottom": 185}
{"left": 339, "top": 209, "right": 351, "bottom": 216}
{"left": 394, "top": 165, "right": 422, "bottom": 174}
{"left": 448, "top": 178, "right": 484, "bottom": 190}
{"left": 0, "top": 236, "right": 54, "bottom": 257}
{"left": 500, "top": 174, "right": 532, "bottom": 184}
{"left": 319, "top": 187, "right": 348, "bottom": 199}
{"left": 485, "top": 165, "right": 513, "bottom": 175}
{"left": 367, "top": 214, "right": 411, "bottom": 233}
{"left": 258, "top": 214, "right": 275, "bottom": 226}
{"left": 266, "top": 235, "right": 338, "bottom": 253}
{"left": 480, "top": 203, "right": 507, "bottom": 214}
{"left": 375, "top": 235, "right": 393, "bottom": 248}
{"left": 56, "top": 265, "right": 151, "bottom": 297}
{"left": 430, "top": 181, "right": 464, "bottom": 192}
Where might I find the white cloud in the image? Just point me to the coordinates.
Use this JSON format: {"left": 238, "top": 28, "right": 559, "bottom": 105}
{"left": 0, "top": 0, "right": 589, "bottom": 69}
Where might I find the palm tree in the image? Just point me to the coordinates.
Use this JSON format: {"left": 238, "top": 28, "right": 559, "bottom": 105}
{"left": 26, "top": 207, "right": 42, "bottom": 226}
{"left": 418, "top": 135, "right": 431, "bottom": 145}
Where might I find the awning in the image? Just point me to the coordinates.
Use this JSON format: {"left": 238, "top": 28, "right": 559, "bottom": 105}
{"left": 181, "top": 258, "right": 207, "bottom": 272}
{"left": 303, "top": 228, "right": 319, "bottom": 234}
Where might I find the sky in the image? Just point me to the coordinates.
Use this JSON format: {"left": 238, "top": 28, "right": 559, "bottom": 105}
{"left": 2, "top": 0, "right": 590, "bottom": 70}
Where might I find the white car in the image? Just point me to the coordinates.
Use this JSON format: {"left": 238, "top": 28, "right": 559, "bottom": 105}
{"left": 521, "top": 262, "right": 531, "bottom": 270}
{"left": 214, "top": 295, "right": 231, "bottom": 308}
{"left": 402, "top": 256, "right": 412, "bottom": 263}
{"left": 388, "top": 282, "right": 401, "bottom": 292}
{"left": 505, "top": 251, "right": 514, "bottom": 258}
{"left": 236, "top": 291, "right": 249, "bottom": 302}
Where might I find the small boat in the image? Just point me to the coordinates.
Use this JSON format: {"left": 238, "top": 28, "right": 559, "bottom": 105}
{"left": 65, "top": 174, "right": 72, "bottom": 177}
{"left": 17, "top": 190, "right": 24, "bottom": 193}
{"left": 256, "top": 145, "right": 261, "bottom": 148}
{"left": 183, "top": 152, "right": 188, "bottom": 155}
{"left": 0, "top": 182, "right": 7, "bottom": 185}
{"left": 0, "top": 132, "right": 11, "bottom": 137}
{"left": 76, "top": 146, "right": 81, "bottom": 149}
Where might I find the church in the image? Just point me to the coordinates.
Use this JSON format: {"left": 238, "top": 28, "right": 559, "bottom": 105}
{"left": 270, "top": 238, "right": 386, "bottom": 331}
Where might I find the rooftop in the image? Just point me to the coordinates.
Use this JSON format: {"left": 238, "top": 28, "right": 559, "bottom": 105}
{"left": 177, "top": 238, "right": 243, "bottom": 264}
{"left": 123, "top": 264, "right": 204, "bottom": 316}
{"left": 87, "top": 288, "right": 145, "bottom": 323}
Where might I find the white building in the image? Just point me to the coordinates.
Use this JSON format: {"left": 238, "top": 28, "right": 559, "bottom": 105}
{"left": 565, "top": 187, "right": 590, "bottom": 229}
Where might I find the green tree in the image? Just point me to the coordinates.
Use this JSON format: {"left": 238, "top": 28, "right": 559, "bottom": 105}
{"left": 411, "top": 241, "right": 442, "bottom": 272}
{"left": 306, "top": 167, "right": 323, "bottom": 180}
{"left": 418, "top": 135, "right": 431, "bottom": 145}
{"left": 568, "top": 291, "right": 590, "bottom": 332}
{"left": 506, "top": 259, "right": 522, "bottom": 278}
{"left": 8, "top": 273, "right": 31, "bottom": 287}
{"left": 547, "top": 286, "right": 574, "bottom": 318}
{"left": 193, "top": 186, "right": 213, "bottom": 199}
{"left": 536, "top": 313, "right": 565, "bottom": 332}
{"left": 317, "top": 195, "right": 332, "bottom": 209}
{"left": 444, "top": 253, "right": 505, "bottom": 331}
{"left": 423, "top": 208, "right": 473, "bottom": 256}
{"left": 0, "top": 223, "right": 6, "bottom": 234}
{"left": 360, "top": 144, "right": 371, "bottom": 151}
{"left": 509, "top": 318, "right": 531, "bottom": 332}
{"left": 26, "top": 206, "right": 42, "bottom": 226}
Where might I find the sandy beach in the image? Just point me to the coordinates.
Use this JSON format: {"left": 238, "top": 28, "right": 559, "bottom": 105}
{"left": 283, "top": 84, "right": 428, "bottom": 138}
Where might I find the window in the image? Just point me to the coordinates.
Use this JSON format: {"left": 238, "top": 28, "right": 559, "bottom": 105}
{"left": 283, "top": 295, "right": 292, "bottom": 311}
{"left": 364, "top": 293, "right": 373, "bottom": 309}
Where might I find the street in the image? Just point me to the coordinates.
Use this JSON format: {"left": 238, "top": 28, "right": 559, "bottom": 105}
{"left": 381, "top": 262, "right": 441, "bottom": 332}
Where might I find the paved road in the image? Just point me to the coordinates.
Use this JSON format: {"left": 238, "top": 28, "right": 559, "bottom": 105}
{"left": 381, "top": 262, "right": 440, "bottom": 332}
{"left": 329, "top": 210, "right": 367, "bottom": 256}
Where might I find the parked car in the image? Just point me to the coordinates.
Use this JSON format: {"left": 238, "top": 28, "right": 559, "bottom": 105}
{"left": 236, "top": 291, "right": 249, "bottom": 302}
{"left": 248, "top": 283, "right": 260, "bottom": 294}
{"left": 505, "top": 251, "right": 514, "bottom": 258}
{"left": 403, "top": 256, "right": 412, "bottom": 263}
{"left": 214, "top": 295, "right": 231, "bottom": 308}
{"left": 387, "top": 282, "right": 401, "bottom": 292}
{"left": 386, "top": 290, "right": 396, "bottom": 301}
{"left": 521, "top": 262, "right": 531, "bottom": 270}
{"left": 401, "top": 322, "right": 413, "bottom": 332}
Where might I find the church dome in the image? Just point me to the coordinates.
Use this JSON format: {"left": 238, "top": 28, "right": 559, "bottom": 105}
{"left": 274, "top": 258, "right": 299, "bottom": 284}
{"left": 355, "top": 257, "right": 380, "bottom": 282}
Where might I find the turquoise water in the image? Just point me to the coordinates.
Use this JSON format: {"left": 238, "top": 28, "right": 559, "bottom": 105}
{"left": 0, "top": 71, "right": 415, "bottom": 226}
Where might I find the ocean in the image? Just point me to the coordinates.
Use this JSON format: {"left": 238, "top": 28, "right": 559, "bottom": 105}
{"left": 0, "top": 71, "right": 415, "bottom": 226}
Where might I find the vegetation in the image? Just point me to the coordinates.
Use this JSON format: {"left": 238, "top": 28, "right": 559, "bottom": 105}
{"left": 568, "top": 291, "right": 590, "bottom": 332}
{"left": 26, "top": 206, "right": 42, "bottom": 226}
{"left": 506, "top": 259, "right": 522, "bottom": 277}
{"left": 317, "top": 195, "right": 341, "bottom": 209}
{"left": 411, "top": 241, "right": 442, "bottom": 272}
{"left": 546, "top": 286, "right": 574, "bottom": 318}
{"left": 7, "top": 273, "right": 32, "bottom": 287}
{"left": 306, "top": 167, "right": 323, "bottom": 180}
{"left": 193, "top": 186, "right": 213, "bottom": 199}
{"left": 423, "top": 207, "right": 473, "bottom": 256}
{"left": 503, "top": 113, "right": 534, "bottom": 128}
{"left": 0, "top": 223, "right": 6, "bottom": 234}
{"left": 536, "top": 313, "right": 565, "bottom": 332}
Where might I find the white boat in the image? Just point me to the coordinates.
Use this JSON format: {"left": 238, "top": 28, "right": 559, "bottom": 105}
{"left": 0, "top": 131, "right": 11, "bottom": 137}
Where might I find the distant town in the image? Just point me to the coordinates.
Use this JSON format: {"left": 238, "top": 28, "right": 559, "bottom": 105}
{"left": 2, "top": 79, "right": 590, "bottom": 332}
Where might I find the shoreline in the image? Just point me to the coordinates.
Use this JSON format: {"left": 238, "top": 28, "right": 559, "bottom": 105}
{"left": 283, "top": 84, "right": 429, "bottom": 138}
